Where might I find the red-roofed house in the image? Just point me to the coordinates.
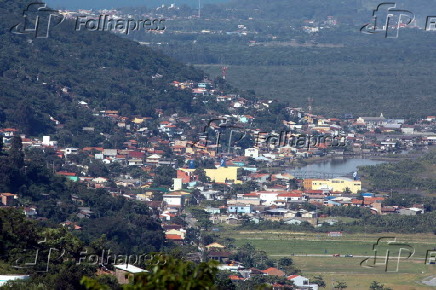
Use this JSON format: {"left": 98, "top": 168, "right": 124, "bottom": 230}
{"left": 165, "top": 234, "right": 184, "bottom": 241}
{"left": 228, "top": 275, "right": 245, "bottom": 281}
{"left": 261, "top": 267, "right": 285, "bottom": 277}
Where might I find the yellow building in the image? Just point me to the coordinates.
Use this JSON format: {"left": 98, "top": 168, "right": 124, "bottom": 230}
{"left": 178, "top": 167, "right": 242, "bottom": 184}
{"left": 133, "top": 118, "right": 145, "bottom": 124}
{"left": 308, "top": 177, "right": 361, "bottom": 193}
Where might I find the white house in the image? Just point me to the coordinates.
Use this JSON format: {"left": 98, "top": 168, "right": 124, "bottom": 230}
{"left": 128, "top": 159, "right": 143, "bottom": 166}
{"left": 287, "top": 275, "right": 319, "bottom": 290}
{"left": 162, "top": 192, "right": 190, "bottom": 208}
{"left": 0, "top": 275, "right": 30, "bottom": 286}
{"left": 64, "top": 148, "right": 79, "bottom": 155}
{"left": 244, "top": 148, "right": 259, "bottom": 158}
{"left": 146, "top": 154, "right": 162, "bottom": 164}
{"left": 257, "top": 191, "right": 283, "bottom": 206}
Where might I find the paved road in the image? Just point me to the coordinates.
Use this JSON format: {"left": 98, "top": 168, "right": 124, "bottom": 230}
{"left": 270, "top": 254, "right": 429, "bottom": 260}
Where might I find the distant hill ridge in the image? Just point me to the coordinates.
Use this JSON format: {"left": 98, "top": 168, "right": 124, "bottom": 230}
{"left": 0, "top": 0, "right": 205, "bottom": 135}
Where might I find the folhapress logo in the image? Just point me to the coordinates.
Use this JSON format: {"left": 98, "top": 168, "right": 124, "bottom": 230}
{"left": 10, "top": 2, "right": 65, "bottom": 38}
{"left": 360, "top": 237, "right": 415, "bottom": 272}
{"left": 361, "top": 3, "right": 415, "bottom": 38}
{"left": 75, "top": 16, "right": 165, "bottom": 35}
{"left": 11, "top": 2, "right": 165, "bottom": 38}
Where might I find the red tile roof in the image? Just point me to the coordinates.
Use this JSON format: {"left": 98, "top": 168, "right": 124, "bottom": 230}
{"left": 56, "top": 171, "right": 77, "bottom": 177}
{"left": 229, "top": 275, "right": 244, "bottom": 281}
{"left": 261, "top": 267, "right": 285, "bottom": 276}
{"left": 165, "top": 234, "right": 184, "bottom": 240}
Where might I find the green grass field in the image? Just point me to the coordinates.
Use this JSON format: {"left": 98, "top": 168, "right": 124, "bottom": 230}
{"left": 229, "top": 238, "right": 433, "bottom": 258}
{"left": 217, "top": 230, "right": 436, "bottom": 289}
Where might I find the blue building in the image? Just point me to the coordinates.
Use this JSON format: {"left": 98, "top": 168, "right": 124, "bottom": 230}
{"left": 227, "top": 203, "right": 252, "bottom": 214}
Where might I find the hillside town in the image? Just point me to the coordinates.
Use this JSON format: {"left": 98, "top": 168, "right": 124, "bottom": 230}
{"left": 1, "top": 77, "right": 435, "bottom": 287}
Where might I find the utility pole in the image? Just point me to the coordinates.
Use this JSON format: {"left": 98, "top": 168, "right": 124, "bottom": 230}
{"left": 228, "top": 130, "right": 233, "bottom": 154}
{"left": 221, "top": 66, "right": 228, "bottom": 79}
{"left": 307, "top": 97, "right": 313, "bottom": 114}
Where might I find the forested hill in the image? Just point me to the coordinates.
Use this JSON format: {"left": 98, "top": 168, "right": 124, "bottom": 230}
{"left": 215, "top": 0, "right": 436, "bottom": 22}
{"left": 0, "top": 0, "right": 204, "bottom": 135}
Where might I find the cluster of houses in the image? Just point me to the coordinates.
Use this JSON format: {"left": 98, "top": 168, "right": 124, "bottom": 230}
{"left": 153, "top": 175, "right": 425, "bottom": 234}
{"left": 0, "top": 85, "right": 434, "bottom": 225}
{"left": 1, "top": 78, "right": 435, "bottom": 289}
{"left": 204, "top": 242, "right": 319, "bottom": 290}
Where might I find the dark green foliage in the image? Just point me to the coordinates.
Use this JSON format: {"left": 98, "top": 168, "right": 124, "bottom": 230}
{"left": 152, "top": 165, "right": 176, "bottom": 187}
{"left": 229, "top": 243, "right": 273, "bottom": 270}
{"left": 81, "top": 255, "right": 219, "bottom": 290}
{"left": 369, "top": 281, "right": 392, "bottom": 290}
{"left": 0, "top": 208, "right": 39, "bottom": 263}
{"left": 0, "top": 0, "right": 205, "bottom": 136}
{"left": 194, "top": 168, "right": 210, "bottom": 183}
{"left": 137, "top": 0, "right": 436, "bottom": 118}
{"left": 0, "top": 208, "right": 114, "bottom": 290}
{"left": 0, "top": 145, "right": 165, "bottom": 254}
{"left": 360, "top": 151, "right": 436, "bottom": 192}
{"left": 312, "top": 275, "right": 326, "bottom": 288}
{"left": 334, "top": 281, "right": 347, "bottom": 289}
{"left": 215, "top": 271, "right": 236, "bottom": 290}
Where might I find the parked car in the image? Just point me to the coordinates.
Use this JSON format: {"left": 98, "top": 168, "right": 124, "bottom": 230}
{"left": 333, "top": 254, "right": 340, "bottom": 257}
{"left": 345, "top": 254, "right": 353, "bottom": 258}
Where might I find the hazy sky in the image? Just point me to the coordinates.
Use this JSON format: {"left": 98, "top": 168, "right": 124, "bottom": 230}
{"left": 45, "top": 0, "right": 227, "bottom": 10}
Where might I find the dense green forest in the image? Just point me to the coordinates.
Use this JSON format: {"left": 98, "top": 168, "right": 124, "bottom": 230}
{"left": 0, "top": 0, "right": 207, "bottom": 136}
{"left": 126, "top": 0, "right": 436, "bottom": 118}
{"left": 360, "top": 151, "right": 436, "bottom": 192}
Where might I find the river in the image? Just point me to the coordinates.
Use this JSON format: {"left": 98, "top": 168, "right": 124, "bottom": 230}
{"left": 286, "top": 158, "right": 386, "bottom": 179}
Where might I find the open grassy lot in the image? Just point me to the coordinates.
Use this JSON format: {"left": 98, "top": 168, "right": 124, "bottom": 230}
{"left": 220, "top": 230, "right": 435, "bottom": 256}
{"left": 229, "top": 238, "right": 432, "bottom": 258}
{"left": 217, "top": 230, "right": 436, "bottom": 289}
{"left": 299, "top": 257, "right": 436, "bottom": 289}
